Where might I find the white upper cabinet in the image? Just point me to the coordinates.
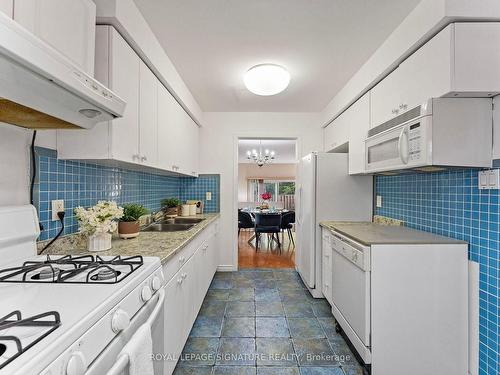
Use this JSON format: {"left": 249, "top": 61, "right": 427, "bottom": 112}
{"left": 493, "top": 95, "right": 500, "bottom": 160}
{"left": 157, "top": 83, "right": 182, "bottom": 173}
{"left": 324, "top": 114, "right": 349, "bottom": 152}
{"left": 347, "top": 93, "right": 370, "bottom": 175}
{"left": 13, "top": 0, "right": 96, "bottom": 75}
{"left": 157, "top": 83, "right": 199, "bottom": 176}
{"left": 59, "top": 25, "right": 199, "bottom": 177}
{"left": 58, "top": 26, "right": 140, "bottom": 163}
{"left": 139, "top": 61, "right": 158, "bottom": 167}
{"left": 0, "top": 0, "right": 12, "bottom": 17}
{"left": 371, "top": 23, "right": 500, "bottom": 128}
{"left": 108, "top": 27, "right": 140, "bottom": 163}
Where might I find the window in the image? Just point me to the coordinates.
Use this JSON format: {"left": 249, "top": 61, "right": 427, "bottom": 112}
{"left": 247, "top": 179, "right": 295, "bottom": 204}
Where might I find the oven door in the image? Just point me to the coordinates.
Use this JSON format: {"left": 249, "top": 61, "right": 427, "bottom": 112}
{"left": 365, "top": 116, "right": 430, "bottom": 173}
{"left": 86, "top": 289, "right": 165, "bottom": 375}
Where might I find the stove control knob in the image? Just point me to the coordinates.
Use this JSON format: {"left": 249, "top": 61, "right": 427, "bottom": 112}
{"left": 141, "top": 285, "right": 152, "bottom": 302}
{"left": 66, "top": 351, "right": 86, "bottom": 375}
{"left": 151, "top": 276, "right": 162, "bottom": 291}
{"left": 111, "top": 309, "right": 130, "bottom": 333}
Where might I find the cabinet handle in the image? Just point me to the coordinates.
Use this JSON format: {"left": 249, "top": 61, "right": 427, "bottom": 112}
{"left": 141, "top": 155, "right": 147, "bottom": 161}
{"left": 181, "top": 273, "right": 187, "bottom": 279}
{"left": 392, "top": 108, "right": 399, "bottom": 115}
{"left": 179, "top": 256, "right": 185, "bottom": 263}
{"left": 399, "top": 103, "right": 408, "bottom": 110}
{"left": 177, "top": 277, "right": 183, "bottom": 284}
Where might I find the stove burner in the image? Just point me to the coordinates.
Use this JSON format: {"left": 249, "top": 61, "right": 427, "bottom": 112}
{"left": 32, "top": 267, "right": 61, "bottom": 280}
{"left": 91, "top": 268, "right": 121, "bottom": 281}
{"left": 0, "top": 255, "right": 143, "bottom": 284}
{"left": 0, "top": 311, "right": 60, "bottom": 370}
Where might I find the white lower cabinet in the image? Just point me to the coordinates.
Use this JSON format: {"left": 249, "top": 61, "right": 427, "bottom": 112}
{"left": 161, "top": 219, "right": 219, "bottom": 375}
{"left": 162, "top": 267, "right": 187, "bottom": 375}
{"left": 321, "top": 229, "right": 333, "bottom": 305}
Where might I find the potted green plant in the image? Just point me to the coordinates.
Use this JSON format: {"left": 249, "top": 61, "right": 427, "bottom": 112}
{"left": 118, "top": 203, "right": 149, "bottom": 239}
{"left": 161, "top": 198, "right": 181, "bottom": 218}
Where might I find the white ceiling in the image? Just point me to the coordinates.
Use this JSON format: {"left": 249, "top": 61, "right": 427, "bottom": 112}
{"left": 134, "top": 0, "right": 420, "bottom": 112}
{"left": 238, "top": 139, "right": 297, "bottom": 164}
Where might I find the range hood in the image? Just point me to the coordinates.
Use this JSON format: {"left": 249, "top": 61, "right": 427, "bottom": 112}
{"left": 0, "top": 12, "right": 125, "bottom": 129}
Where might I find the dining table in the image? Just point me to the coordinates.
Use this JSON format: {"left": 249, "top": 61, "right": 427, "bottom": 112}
{"left": 240, "top": 208, "right": 290, "bottom": 244}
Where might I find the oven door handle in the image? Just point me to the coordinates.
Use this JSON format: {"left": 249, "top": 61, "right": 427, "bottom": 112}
{"left": 107, "top": 288, "right": 165, "bottom": 375}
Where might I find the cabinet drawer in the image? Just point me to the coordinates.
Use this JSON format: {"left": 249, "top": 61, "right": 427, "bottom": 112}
{"left": 161, "top": 222, "right": 215, "bottom": 283}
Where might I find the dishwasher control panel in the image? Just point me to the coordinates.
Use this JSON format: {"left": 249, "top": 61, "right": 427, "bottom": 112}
{"left": 331, "top": 233, "right": 370, "bottom": 271}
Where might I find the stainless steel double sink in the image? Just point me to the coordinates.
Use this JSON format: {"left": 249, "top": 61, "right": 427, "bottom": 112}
{"left": 142, "top": 217, "right": 206, "bottom": 232}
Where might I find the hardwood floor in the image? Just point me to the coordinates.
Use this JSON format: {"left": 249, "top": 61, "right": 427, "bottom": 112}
{"left": 238, "top": 229, "right": 295, "bottom": 269}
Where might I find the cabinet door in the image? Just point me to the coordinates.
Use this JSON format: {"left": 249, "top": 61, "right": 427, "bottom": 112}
{"left": 324, "top": 114, "right": 349, "bottom": 152}
{"left": 494, "top": 95, "right": 500, "bottom": 160}
{"left": 162, "top": 271, "right": 185, "bottom": 375}
{"left": 179, "top": 112, "right": 199, "bottom": 176}
{"left": 0, "top": 0, "right": 12, "bottom": 17}
{"left": 370, "top": 68, "right": 403, "bottom": 128}
{"left": 109, "top": 29, "right": 140, "bottom": 163}
{"left": 348, "top": 93, "right": 370, "bottom": 175}
{"left": 158, "top": 84, "right": 182, "bottom": 172}
{"left": 139, "top": 62, "right": 158, "bottom": 167}
{"left": 454, "top": 23, "right": 500, "bottom": 92}
{"left": 321, "top": 231, "right": 333, "bottom": 305}
{"left": 181, "top": 255, "right": 197, "bottom": 338}
{"left": 397, "top": 25, "right": 451, "bottom": 112}
{"left": 14, "top": 0, "right": 96, "bottom": 74}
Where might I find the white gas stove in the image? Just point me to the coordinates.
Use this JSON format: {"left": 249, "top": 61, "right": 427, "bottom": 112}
{"left": 0, "top": 206, "right": 165, "bottom": 375}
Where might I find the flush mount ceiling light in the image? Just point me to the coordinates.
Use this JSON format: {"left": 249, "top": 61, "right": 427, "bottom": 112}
{"left": 243, "top": 64, "right": 290, "bottom": 96}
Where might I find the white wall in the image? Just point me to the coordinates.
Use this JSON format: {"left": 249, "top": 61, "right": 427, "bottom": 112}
{"left": 0, "top": 125, "right": 57, "bottom": 206}
{"left": 238, "top": 163, "right": 297, "bottom": 202}
{"left": 199, "top": 112, "right": 322, "bottom": 270}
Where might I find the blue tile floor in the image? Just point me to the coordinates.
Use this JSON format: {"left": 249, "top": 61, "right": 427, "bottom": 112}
{"left": 174, "top": 269, "right": 365, "bottom": 375}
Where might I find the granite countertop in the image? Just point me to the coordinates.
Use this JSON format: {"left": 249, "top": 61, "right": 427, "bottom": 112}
{"left": 319, "top": 221, "right": 465, "bottom": 246}
{"left": 39, "top": 213, "right": 220, "bottom": 265}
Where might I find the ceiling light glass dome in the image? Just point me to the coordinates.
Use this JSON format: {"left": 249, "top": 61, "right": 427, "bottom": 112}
{"left": 243, "top": 64, "right": 290, "bottom": 96}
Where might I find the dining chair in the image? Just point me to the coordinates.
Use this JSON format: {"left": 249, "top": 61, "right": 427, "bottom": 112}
{"left": 254, "top": 213, "right": 281, "bottom": 251}
{"left": 280, "top": 211, "right": 295, "bottom": 246}
{"left": 238, "top": 211, "right": 255, "bottom": 236}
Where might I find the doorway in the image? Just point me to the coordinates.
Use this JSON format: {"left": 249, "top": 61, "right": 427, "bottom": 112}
{"left": 237, "top": 138, "right": 297, "bottom": 268}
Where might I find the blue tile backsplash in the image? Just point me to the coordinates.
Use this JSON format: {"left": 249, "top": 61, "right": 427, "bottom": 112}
{"left": 34, "top": 147, "right": 219, "bottom": 241}
{"left": 376, "top": 169, "right": 499, "bottom": 375}
{"left": 180, "top": 174, "right": 220, "bottom": 213}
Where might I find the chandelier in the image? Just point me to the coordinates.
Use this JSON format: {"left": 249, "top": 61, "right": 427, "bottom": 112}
{"left": 246, "top": 141, "right": 276, "bottom": 167}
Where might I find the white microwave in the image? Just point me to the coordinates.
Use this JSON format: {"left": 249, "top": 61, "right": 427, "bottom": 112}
{"left": 365, "top": 98, "right": 493, "bottom": 173}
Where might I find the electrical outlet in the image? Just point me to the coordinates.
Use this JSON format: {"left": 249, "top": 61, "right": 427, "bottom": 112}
{"left": 51, "top": 200, "right": 64, "bottom": 221}
{"left": 206, "top": 192, "right": 212, "bottom": 201}
{"left": 376, "top": 195, "right": 383, "bottom": 208}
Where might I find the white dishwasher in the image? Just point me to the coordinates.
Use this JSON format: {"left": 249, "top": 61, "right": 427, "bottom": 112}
{"left": 330, "top": 232, "right": 371, "bottom": 362}
{"left": 322, "top": 222, "right": 469, "bottom": 375}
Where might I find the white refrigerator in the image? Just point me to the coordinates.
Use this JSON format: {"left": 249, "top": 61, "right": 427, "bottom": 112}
{"left": 296, "top": 152, "right": 373, "bottom": 297}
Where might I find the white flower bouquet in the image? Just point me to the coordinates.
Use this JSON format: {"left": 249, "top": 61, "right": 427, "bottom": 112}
{"left": 75, "top": 201, "right": 123, "bottom": 252}
{"left": 75, "top": 201, "right": 124, "bottom": 235}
